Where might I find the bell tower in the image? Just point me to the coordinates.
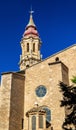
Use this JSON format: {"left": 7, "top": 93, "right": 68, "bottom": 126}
{"left": 19, "top": 10, "right": 42, "bottom": 70}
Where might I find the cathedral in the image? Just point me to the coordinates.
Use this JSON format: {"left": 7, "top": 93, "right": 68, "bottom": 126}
{"left": 0, "top": 10, "right": 76, "bottom": 130}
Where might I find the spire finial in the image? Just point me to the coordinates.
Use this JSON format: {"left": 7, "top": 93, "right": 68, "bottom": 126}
{"left": 29, "top": 6, "right": 34, "bottom": 16}
{"left": 26, "top": 6, "right": 35, "bottom": 28}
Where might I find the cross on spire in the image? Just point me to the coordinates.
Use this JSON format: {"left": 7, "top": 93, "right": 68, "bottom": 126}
{"left": 29, "top": 6, "right": 34, "bottom": 16}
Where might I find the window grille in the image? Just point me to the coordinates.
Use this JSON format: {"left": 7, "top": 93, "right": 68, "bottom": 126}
{"left": 39, "top": 115, "right": 43, "bottom": 128}
{"left": 32, "top": 116, "right": 36, "bottom": 130}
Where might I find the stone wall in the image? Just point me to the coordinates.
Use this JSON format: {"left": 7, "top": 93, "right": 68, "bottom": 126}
{"left": 9, "top": 73, "right": 25, "bottom": 130}
{"left": 0, "top": 72, "right": 25, "bottom": 130}
{"left": 24, "top": 61, "right": 69, "bottom": 130}
{"left": 0, "top": 44, "right": 76, "bottom": 130}
{"left": 42, "top": 44, "right": 76, "bottom": 85}
{"left": 0, "top": 73, "right": 12, "bottom": 130}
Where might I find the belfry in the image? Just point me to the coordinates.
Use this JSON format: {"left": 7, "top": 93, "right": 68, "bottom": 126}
{"left": 19, "top": 10, "right": 42, "bottom": 70}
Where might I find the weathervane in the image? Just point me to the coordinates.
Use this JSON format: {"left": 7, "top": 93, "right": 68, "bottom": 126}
{"left": 29, "top": 6, "right": 34, "bottom": 15}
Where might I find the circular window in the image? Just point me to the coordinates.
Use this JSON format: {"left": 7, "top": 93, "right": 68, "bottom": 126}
{"left": 35, "top": 85, "right": 47, "bottom": 97}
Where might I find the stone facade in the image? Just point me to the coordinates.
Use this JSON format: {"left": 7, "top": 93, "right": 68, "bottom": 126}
{"left": 0, "top": 11, "right": 76, "bottom": 130}
{"left": 23, "top": 44, "right": 76, "bottom": 130}
{"left": 24, "top": 61, "right": 68, "bottom": 130}
{"left": 0, "top": 44, "right": 76, "bottom": 130}
{"left": 43, "top": 44, "right": 76, "bottom": 85}
{"left": 0, "top": 72, "right": 25, "bottom": 130}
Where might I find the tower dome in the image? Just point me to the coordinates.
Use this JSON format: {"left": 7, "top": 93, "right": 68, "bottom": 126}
{"left": 23, "top": 11, "right": 39, "bottom": 37}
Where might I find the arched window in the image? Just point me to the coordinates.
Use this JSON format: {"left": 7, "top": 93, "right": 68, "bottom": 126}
{"left": 43, "top": 107, "right": 51, "bottom": 122}
{"left": 32, "top": 116, "right": 36, "bottom": 130}
{"left": 38, "top": 44, "right": 40, "bottom": 51}
{"left": 27, "top": 43, "right": 29, "bottom": 52}
{"left": 39, "top": 115, "right": 43, "bottom": 128}
{"left": 33, "top": 43, "right": 35, "bottom": 52}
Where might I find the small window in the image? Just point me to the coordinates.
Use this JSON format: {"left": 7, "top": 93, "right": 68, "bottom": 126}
{"left": 33, "top": 43, "right": 35, "bottom": 52}
{"left": 55, "top": 57, "right": 59, "bottom": 62}
{"left": 26, "top": 65, "right": 29, "bottom": 68}
{"left": 39, "top": 115, "right": 43, "bottom": 128}
{"left": 27, "top": 43, "right": 29, "bottom": 52}
{"left": 32, "top": 116, "right": 36, "bottom": 130}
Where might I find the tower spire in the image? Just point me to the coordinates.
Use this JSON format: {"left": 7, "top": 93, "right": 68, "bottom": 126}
{"left": 19, "top": 10, "right": 42, "bottom": 70}
{"left": 26, "top": 7, "right": 35, "bottom": 28}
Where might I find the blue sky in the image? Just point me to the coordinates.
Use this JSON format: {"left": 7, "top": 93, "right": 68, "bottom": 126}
{"left": 0, "top": 0, "right": 76, "bottom": 75}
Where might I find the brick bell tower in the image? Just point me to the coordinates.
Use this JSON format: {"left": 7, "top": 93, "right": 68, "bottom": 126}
{"left": 19, "top": 10, "right": 42, "bottom": 70}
